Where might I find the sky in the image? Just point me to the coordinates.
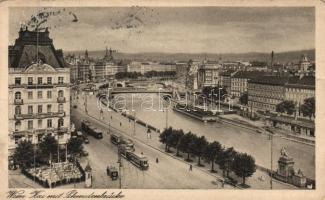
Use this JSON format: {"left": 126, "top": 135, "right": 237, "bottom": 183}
{"left": 9, "top": 7, "right": 315, "bottom": 54}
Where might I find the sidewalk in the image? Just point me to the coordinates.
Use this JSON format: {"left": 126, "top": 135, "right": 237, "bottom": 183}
{"left": 75, "top": 94, "right": 299, "bottom": 189}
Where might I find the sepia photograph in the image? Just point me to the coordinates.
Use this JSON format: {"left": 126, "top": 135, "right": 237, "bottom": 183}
{"left": 3, "top": 2, "right": 321, "bottom": 196}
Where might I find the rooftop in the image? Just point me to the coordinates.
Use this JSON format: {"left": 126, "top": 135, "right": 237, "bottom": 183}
{"left": 220, "top": 69, "right": 236, "bottom": 76}
{"left": 232, "top": 70, "right": 269, "bottom": 79}
{"left": 286, "top": 76, "right": 315, "bottom": 89}
{"left": 9, "top": 27, "right": 65, "bottom": 68}
{"left": 249, "top": 75, "right": 289, "bottom": 86}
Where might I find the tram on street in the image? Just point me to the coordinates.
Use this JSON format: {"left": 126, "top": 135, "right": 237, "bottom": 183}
{"left": 126, "top": 151, "right": 149, "bottom": 170}
{"left": 111, "top": 133, "right": 135, "bottom": 151}
{"left": 81, "top": 120, "right": 103, "bottom": 139}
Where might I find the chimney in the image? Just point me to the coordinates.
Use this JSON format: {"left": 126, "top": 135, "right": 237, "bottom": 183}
{"left": 270, "top": 51, "right": 274, "bottom": 69}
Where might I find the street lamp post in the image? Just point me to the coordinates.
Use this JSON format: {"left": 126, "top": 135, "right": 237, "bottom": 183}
{"left": 133, "top": 111, "right": 136, "bottom": 136}
{"left": 165, "top": 107, "right": 168, "bottom": 129}
{"left": 117, "top": 144, "right": 122, "bottom": 189}
{"left": 269, "top": 133, "right": 273, "bottom": 189}
{"left": 267, "top": 129, "right": 279, "bottom": 190}
{"left": 210, "top": 89, "right": 215, "bottom": 111}
{"left": 218, "top": 87, "right": 222, "bottom": 111}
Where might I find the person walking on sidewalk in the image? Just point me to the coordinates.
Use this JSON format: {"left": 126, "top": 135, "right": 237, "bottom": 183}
{"left": 189, "top": 164, "right": 192, "bottom": 171}
{"left": 156, "top": 158, "right": 159, "bottom": 164}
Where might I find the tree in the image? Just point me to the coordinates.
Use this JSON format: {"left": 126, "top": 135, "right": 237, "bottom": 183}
{"left": 216, "top": 147, "right": 237, "bottom": 177}
{"left": 39, "top": 134, "right": 58, "bottom": 163}
{"left": 300, "top": 97, "right": 315, "bottom": 119}
{"left": 193, "top": 136, "right": 208, "bottom": 166}
{"left": 204, "top": 141, "right": 222, "bottom": 172}
{"left": 174, "top": 129, "right": 185, "bottom": 157}
{"left": 276, "top": 100, "right": 296, "bottom": 115}
{"left": 159, "top": 127, "right": 173, "bottom": 152}
{"left": 13, "top": 140, "right": 34, "bottom": 168}
{"left": 232, "top": 153, "right": 256, "bottom": 185}
{"left": 178, "top": 132, "right": 196, "bottom": 162}
{"left": 239, "top": 92, "right": 248, "bottom": 105}
{"left": 67, "top": 137, "right": 84, "bottom": 157}
{"left": 166, "top": 131, "right": 176, "bottom": 152}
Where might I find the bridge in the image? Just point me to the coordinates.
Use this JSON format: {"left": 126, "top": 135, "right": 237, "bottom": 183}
{"left": 111, "top": 87, "right": 172, "bottom": 94}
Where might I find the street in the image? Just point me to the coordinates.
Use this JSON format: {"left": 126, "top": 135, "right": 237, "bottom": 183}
{"left": 72, "top": 96, "right": 230, "bottom": 189}
{"left": 71, "top": 92, "right": 298, "bottom": 189}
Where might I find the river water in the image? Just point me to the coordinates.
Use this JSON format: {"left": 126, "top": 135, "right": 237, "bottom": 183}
{"left": 108, "top": 93, "right": 315, "bottom": 179}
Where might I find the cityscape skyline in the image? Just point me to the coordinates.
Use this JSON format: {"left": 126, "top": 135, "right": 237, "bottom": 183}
{"left": 9, "top": 7, "right": 315, "bottom": 54}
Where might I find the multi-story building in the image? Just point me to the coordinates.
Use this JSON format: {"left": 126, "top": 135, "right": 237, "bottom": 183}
{"left": 285, "top": 75, "right": 315, "bottom": 106}
{"left": 175, "top": 62, "right": 188, "bottom": 86}
{"left": 247, "top": 76, "right": 289, "bottom": 112}
{"left": 94, "top": 62, "right": 106, "bottom": 81}
{"left": 77, "top": 62, "right": 91, "bottom": 82}
{"left": 197, "top": 61, "right": 222, "bottom": 88}
{"left": 219, "top": 70, "right": 237, "bottom": 94}
{"left": 231, "top": 71, "right": 267, "bottom": 99}
{"left": 8, "top": 27, "right": 70, "bottom": 155}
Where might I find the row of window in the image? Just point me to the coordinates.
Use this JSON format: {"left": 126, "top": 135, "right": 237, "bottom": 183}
{"left": 248, "top": 91, "right": 283, "bottom": 99}
{"left": 249, "top": 101, "right": 276, "bottom": 111}
{"left": 248, "top": 84, "right": 282, "bottom": 91}
{"left": 232, "top": 83, "right": 247, "bottom": 87}
{"left": 14, "top": 90, "right": 64, "bottom": 100}
{"left": 248, "top": 96, "right": 280, "bottom": 105}
{"left": 14, "top": 77, "right": 64, "bottom": 85}
{"left": 15, "top": 118, "right": 64, "bottom": 131}
{"left": 14, "top": 104, "right": 64, "bottom": 115}
{"left": 286, "top": 88, "right": 315, "bottom": 93}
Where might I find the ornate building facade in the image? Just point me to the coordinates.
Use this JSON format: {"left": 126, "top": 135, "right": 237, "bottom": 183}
{"left": 8, "top": 28, "right": 70, "bottom": 155}
{"left": 197, "top": 61, "right": 222, "bottom": 89}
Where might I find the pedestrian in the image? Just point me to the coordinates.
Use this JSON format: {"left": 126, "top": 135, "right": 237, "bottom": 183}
{"left": 120, "top": 122, "right": 122, "bottom": 126}
{"left": 156, "top": 158, "right": 159, "bottom": 163}
{"left": 141, "top": 152, "right": 143, "bottom": 155}
{"left": 189, "top": 164, "right": 192, "bottom": 171}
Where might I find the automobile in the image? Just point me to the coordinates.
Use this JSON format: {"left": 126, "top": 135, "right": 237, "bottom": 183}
{"left": 81, "top": 150, "right": 89, "bottom": 157}
{"left": 106, "top": 166, "right": 118, "bottom": 180}
{"left": 83, "top": 136, "right": 89, "bottom": 144}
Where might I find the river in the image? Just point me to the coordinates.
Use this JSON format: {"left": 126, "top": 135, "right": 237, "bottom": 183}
{"left": 106, "top": 92, "right": 315, "bottom": 179}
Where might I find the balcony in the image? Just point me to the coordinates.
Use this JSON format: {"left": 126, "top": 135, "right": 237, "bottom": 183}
{"left": 9, "top": 84, "right": 55, "bottom": 89}
{"left": 14, "top": 99, "right": 23, "bottom": 105}
{"left": 57, "top": 127, "right": 68, "bottom": 133}
{"left": 26, "top": 84, "right": 54, "bottom": 89}
{"left": 57, "top": 97, "right": 66, "bottom": 103}
{"left": 14, "top": 112, "right": 66, "bottom": 120}
{"left": 57, "top": 111, "right": 66, "bottom": 117}
{"left": 14, "top": 113, "right": 33, "bottom": 120}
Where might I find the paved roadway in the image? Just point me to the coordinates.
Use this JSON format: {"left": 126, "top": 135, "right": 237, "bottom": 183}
{"left": 72, "top": 98, "right": 229, "bottom": 189}
{"left": 72, "top": 92, "right": 298, "bottom": 189}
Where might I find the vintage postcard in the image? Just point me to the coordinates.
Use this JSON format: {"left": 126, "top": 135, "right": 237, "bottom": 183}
{"left": 0, "top": 0, "right": 324, "bottom": 199}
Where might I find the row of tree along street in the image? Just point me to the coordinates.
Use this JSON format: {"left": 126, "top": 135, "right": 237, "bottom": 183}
{"left": 159, "top": 127, "right": 256, "bottom": 186}
{"left": 275, "top": 97, "right": 315, "bottom": 119}
{"left": 12, "top": 135, "right": 84, "bottom": 169}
